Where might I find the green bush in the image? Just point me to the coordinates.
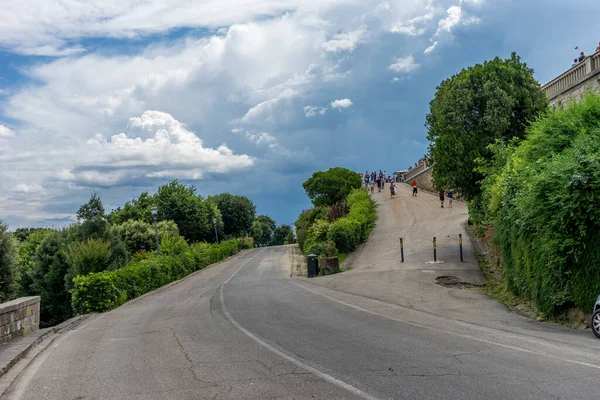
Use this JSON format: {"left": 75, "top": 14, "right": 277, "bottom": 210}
{"left": 488, "top": 94, "right": 600, "bottom": 316}
{"left": 306, "top": 240, "right": 339, "bottom": 258}
{"left": 160, "top": 234, "right": 189, "bottom": 256}
{"left": 71, "top": 238, "right": 253, "bottom": 314}
{"left": 327, "top": 218, "right": 360, "bottom": 253}
{"left": 119, "top": 220, "right": 154, "bottom": 254}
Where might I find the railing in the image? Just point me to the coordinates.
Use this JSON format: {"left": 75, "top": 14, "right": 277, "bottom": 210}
{"left": 542, "top": 51, "right": 600, "bottom": 101}
{"left": 405, "top": 162, "right": 429, "bottom": 181}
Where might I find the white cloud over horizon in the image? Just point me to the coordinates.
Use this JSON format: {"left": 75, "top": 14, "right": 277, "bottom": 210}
{"left": 388, "top": 55, "right": 420, "bottom": 73}
{"left": 0, "top": 125, "right": 15, "bottom": 138}
{"left": 330, "top": 98, "right": 353, "bottom": 109}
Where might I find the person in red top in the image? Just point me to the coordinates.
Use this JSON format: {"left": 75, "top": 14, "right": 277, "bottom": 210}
{"left": 596, "top": 42, "right": 600, "bottom": 53}
{"left": 411, "top": 180, "right": 417, "bottom": 196}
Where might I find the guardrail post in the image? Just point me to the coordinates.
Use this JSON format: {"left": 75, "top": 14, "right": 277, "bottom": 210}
{"left": 459, "top": 234, "right": 464, "bottom": 262}
{"left": 400, "top": 237, "right": 404, "bottom": 263}
{"left": 433, "top": 237, "right": 437, "bottom": 263}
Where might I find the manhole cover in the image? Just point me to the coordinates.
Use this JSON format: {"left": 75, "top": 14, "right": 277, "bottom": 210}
{"left": 436, "top": 276, "right": 482, "bottom": 288}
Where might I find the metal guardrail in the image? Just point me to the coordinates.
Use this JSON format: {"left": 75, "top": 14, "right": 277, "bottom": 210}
{"left": 542, "top": 51, "right": 600, "bottom": 101}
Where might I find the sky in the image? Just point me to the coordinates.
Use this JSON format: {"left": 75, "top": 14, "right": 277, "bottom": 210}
{"left": 1, "top": 0, "right": 599, "bottom": 229}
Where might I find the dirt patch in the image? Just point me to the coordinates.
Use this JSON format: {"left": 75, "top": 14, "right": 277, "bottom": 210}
{"left": 287, "top": 245, "right": 307, "bottom": 277}
{"left": 436, "top": 276, "right": 482, "bottom": 289}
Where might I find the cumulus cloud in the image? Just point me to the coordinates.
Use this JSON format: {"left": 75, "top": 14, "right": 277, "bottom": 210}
{"left": 330, "top": 99, "right": 353, "bottom": 109}
{"left": 232, "top": 128, "right": 276, "bottom": 146}
{"left": 62, "top": 110, "right": 254, "bottom": 186}
{"left": 303, "top": 106, "right": 328, "bottom": 117}
{"left": 12, "top": 183, "right": 44, "bottom": 194}
{"left": 322, "top": 28, "right": 367, "bottom": 53}
{"left": 388, "top": 55, "right": 420, "bottom": 73}
{"left": 0, "top": 125, "right": 15, "bottom": 138}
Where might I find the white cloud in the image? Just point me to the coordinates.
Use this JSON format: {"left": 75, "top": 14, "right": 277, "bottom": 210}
{"left": 303, "top": 106, "right": 328, "bottom": 117}
{"left": 233, "top": 128, "right": 277, "bottom": 146}
{"left": 388, "top": 55, "right": 420, "bottom": 73}
{"left": 64, "top": 111, "right": 254, "bottom": 186}
{"left": 322, "top": 28, "right": 367, "bottom": 53}
{"left": 424, "top": 41, "right": 439, "bottom": 54}
{"left": 0, "top": 125, "right": 14, "bottom": 138}
{"left": 13, "top": 183, "right": 44, "bottom": 194}
{"left": 330, "top": 99, "right": 353, "bottom": 109}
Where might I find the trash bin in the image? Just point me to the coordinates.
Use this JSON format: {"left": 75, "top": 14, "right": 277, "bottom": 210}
{"left": 307, "top": 254, "right": 319, "bottom": 278}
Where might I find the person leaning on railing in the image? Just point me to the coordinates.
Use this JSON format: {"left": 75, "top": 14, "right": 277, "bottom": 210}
{"left": 596, "top": 42, "right": 600, "bottom": 53}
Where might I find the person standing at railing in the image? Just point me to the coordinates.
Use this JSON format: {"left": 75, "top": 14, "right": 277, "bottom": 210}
{"left": 572, "top": 58, "right": 579, "bottom": 67}
{"left": 578, "top": 51, "right": 585, "bottom": 62}
{"left": 596, "top": 42, "right": 600, "bottom": 53}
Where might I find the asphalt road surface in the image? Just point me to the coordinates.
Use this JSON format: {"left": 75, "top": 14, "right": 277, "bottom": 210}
{"left": 2, "top": 186, "right": 600, "bottom": 399}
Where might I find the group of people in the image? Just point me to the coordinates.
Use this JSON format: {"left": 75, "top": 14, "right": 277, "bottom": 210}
{"left": 361, "top": 170, "right": 398, "bottom": 198}
{"left": 571, "top": 42, "right": 600, "bottom": 67}
{"left": 410, "top": 180, "right": 454, "bottom": 208}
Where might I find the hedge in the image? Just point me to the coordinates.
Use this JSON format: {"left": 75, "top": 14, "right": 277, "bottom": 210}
{"left": 488, "top": 94, "right": 600, "bottom": 316}
{"left": 298, "top": 188, "right": 377, "bottom": 258}
{"left": 71, "top": 237, "right": 253, "bottom": 314}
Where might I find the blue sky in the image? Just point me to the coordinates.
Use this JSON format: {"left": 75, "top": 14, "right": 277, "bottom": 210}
{"left": 1, "top": 0, "right": 599, "bottom": 229}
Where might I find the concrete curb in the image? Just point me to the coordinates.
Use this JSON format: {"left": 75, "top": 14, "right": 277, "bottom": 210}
{"left": 0, "top": 314, "right": 89, "bottom": 380}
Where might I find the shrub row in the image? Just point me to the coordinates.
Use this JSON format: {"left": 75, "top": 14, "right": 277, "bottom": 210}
{"left": 71, "top": 237, "right": 253, "bottom": 314}
{"left": 299, "top": 189, "right": 377, "bottom": 258}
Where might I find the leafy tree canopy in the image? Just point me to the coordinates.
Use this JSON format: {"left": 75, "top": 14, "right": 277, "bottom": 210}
{"left": 251, "top": 215, "right": 276, "bottom": 247}
{"left": 0, "top": 220, "right": 18, "bottom": 302}
{"left": 302, "top": 167, "right": 362, "bottom": 207}
{"left": 425, "top": 52, "right": 548, "bottom": 200}
{"left": 209, "top": 193, "right": 256, "bottom": 237}
{"left": 76, "top": 191, "right": 105, "bottom": 222}
{"left": 273, "top": 224, "right": 293, "bottom": 245}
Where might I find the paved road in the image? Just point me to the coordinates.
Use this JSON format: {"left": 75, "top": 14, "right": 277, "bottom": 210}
{"left": 2, "top": 186, "right": 600, "bottom": 399}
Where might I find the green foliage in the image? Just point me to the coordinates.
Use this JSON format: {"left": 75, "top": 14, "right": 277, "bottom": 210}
{"left": 76, "top": 191, "right": 105, "bottom": 222}
{"left": 32, "top": 231, "right": 73, "bottom": 325}
{"left": 155, "top": 180, "right": 222, "bottom": 243}
{"left": 108, "top": 192, "right": 155, "bottom": 225}
{"left": 16, "top": 229, "right": 54, "bottom": 297}
{"left": 297, "top": 188, "right": 377, "bottom": 258}
{"left": 327, "top": 218, "right": 360, "bottom": 253}
{"left": 65, "top": 238, "right": 113, "bottom": 290}
{"left": 272, "top": 224, "right": 293, "bottom": 245}
{"left": 327, "top": 203, "right": 349, "bottom": 222}
{"left": 119, "top": 220, "right": 154, "bottom": 255}
{"left": 0, "top": 220, "right": 18, "bottom": 302}
{"left": 302, "top": 167, "right": 362, "bottom": 207}
{"left": 489, "top": 94, "right": 600, "bottom": 316}
{"left": 159, "top": 235, "right": 189, "bottom": 256}
{"left": 71, "top": 238, "right": 254, "bottom": 314}
{"left": 157, "top": 220, "right": 179, "bottom": 238}
{"left": 426, "top": 52, "right": 548, "bottom": 200}
{"left": 251, "top": 215, "right": 276, "bottom": 246}
{"left": 209, "top": 193, "right": 256, "bottom": 237}
{"left": 13, "top": 228, "right": 50, "bottom": 242}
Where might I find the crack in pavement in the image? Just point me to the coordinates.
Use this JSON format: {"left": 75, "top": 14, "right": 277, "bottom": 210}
{"left": 170, "top": 328, "right": 218, "bottom": 388}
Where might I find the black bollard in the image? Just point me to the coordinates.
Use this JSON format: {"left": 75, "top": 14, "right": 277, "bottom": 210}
{"left": 433, "top": 237, "right": 437, "bottom": 262}
{"left": 459, "top": 234, "right": 464, "bottom": 262}
{"left": 400, "top": 237, "right": 404, "bottom": 263}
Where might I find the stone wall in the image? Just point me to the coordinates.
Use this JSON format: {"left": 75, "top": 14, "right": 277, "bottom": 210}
{"left": 550, "top": 73, "right": 600, "bottom": 107}
{"left": 406, "top": 166, "right": 434, "bottom": 192}
{"left": 0, "top": 297, "right": 40, "bottom": 344}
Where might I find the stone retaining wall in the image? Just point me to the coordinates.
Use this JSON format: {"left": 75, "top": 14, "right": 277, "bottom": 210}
{"left": 0, "top": 297, "right": 40, "bottom": 344}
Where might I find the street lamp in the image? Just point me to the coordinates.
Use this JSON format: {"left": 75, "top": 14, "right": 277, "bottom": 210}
{"left": 151, "top": 206, "right": 160, "bottom": 255}
{"left": 212, "top": 218, "right": 219, "bottom": 244}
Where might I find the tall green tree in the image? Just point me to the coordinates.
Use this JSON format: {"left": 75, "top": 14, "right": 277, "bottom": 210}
{"left": 0, "top": 220, "right": 18, "bottom": 302}
{"left": 108, "top": 192, "right": 155, "bottom": 225}
{"left": 272, "top": 224, "right": 293, "bottom": 245}
{"left": 154, "top": 180, "right": 222, "bottom": 243}
{"left": 302, "top": 167, "right": 362, "bottom": 207}
{"left": 209, "top": 193, "right": 256, "bottom": 237}
{"left": 17, "top": 229, "right": 54, "bottom": 296}
{"left": 425, "top": 52, "right": 548, "bottom": 201}
{"left": 251, "top": 215, "right": 276, "bottom": 247}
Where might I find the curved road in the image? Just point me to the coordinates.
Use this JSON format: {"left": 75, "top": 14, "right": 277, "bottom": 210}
{"left": 2, "top": 186, "right": 600, "bottom": 399}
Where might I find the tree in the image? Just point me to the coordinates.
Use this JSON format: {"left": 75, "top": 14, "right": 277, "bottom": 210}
{"left": 119, "top": 220, "right": 155, "bottom": 255}
{"left": 209, "top": 193, "right": 256, "bottom": 237}
{"left": 425, "top": 52, "right": 548, "bottom": 201}
{"left": 154, "top": 180, "right": 221, "bottom": 243}
{"left": 76, "top": 191, "right": 105, "bottom": 221}
{"left": 0, "top": 220, "right": 18, "bottom": 302}
{"left": 108, "top": 192, "right": 155, "bottom": 225}
{"left": 251, "top": 215, "right": 276, "bottom": 246}
{"left": 17, "top": 229, "right": 54, "bottom": 296}
{"left": 272, "top": 224, "right": 293, "bottom": 245}
{"left": 302, "top": 167, "right": 362, "bottom": 207}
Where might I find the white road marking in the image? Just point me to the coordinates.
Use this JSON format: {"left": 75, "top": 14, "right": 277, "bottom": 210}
{"left": 292, "top": 280, "right": 600, "bottom": 371}
{"left": 220, "top": 251, "right": 380, "bottom": 400}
